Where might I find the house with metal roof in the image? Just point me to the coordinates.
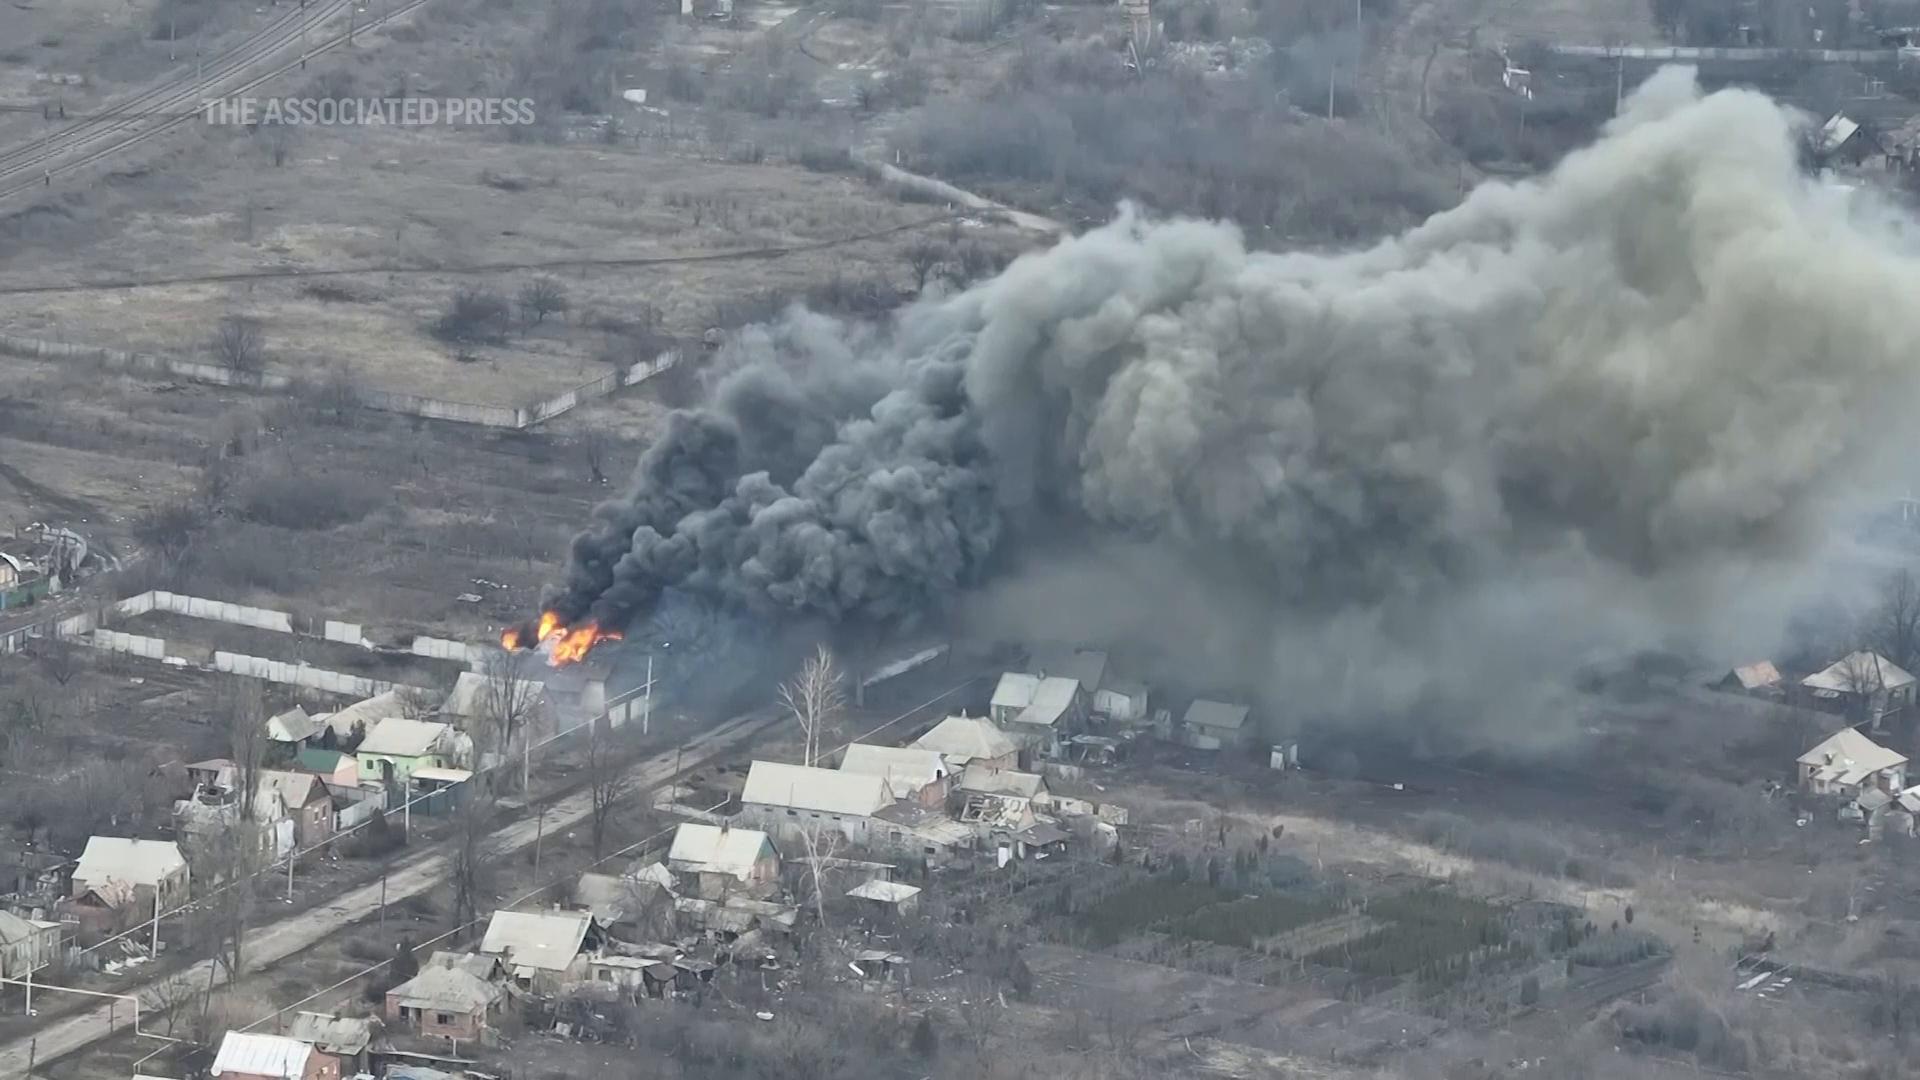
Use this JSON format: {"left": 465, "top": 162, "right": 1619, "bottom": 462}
{"left": 1004, "top": 677, "right": 1086, "bottom": 758}
{"left": 356, "top": 718, "right": 462, "bottom": 786}
{"left": 209, "top": 1031, "right": 325, "bottom": 1080}
{"left": 912, "top": 714, "right": 1020, "bottom": 771}
{"left": 62, "top": 837, "right": 188, "bottom": 941}
{"left": 738, "top": 760, "right": 907, "bottom": 850}
{"left": 479, "top": 908, "right": 600, "bottom": 992}
{"left": 956, "top": 766, "right": 1049, "bottom": 804}
{"left": 284, "top": 1012, "right": 373, "bottom": 1078}
{"left": 838, "top": 744, "right": 951, "bottom": 807}
{"left": 666, "top": 822, "right": 781, "bottom": 899}
{"left": 1801, "top": 651, "right": 1918, "bottom": 726}
{"left": 1180, "top": 699, "right": 1253, "bottom": 750}
{"left": 1799, "top": 726, "right": 1908, "bottom": 798}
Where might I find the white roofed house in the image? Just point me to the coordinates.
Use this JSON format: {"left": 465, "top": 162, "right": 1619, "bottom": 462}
{"left": 1800, "top": 651, "right": 1917, "bottom": 730}
{"left": 1180, "top": 699, "right": 1254, "bottom": 751}
{"left": 478, "top": 908, "right": 601, "bottom": 994}
{"left": 1001, "top": 676, "right": 1087, "bottom": 759}
{"left": 666, "top": 822, "right": 782, "bottom": 900}
{"left": 990, "top": 673, "right": 1041, "bottom": 727}
{"left": 1715, "top": 662, "right": 1783, "bottom": 698}
{"left": 913, "top": 714, "right": 1020, "bottom": 772}
{"left": 209, "top": 1031, "right": 334, "bottom": 1080}
{"left": 1094, "top": 680, "right": 1151, "bottom": 724}
{"left": 59, "top": 837, "right": 188, "bottom": 942}
{"left": 736, "top": 760, "right": 898, "bottom": 850}
{"left": 1799, "top": 727, "right": 1908, "bottom": 799}
{"left": 838, "top": 744, "right": 951, "bottom": 808}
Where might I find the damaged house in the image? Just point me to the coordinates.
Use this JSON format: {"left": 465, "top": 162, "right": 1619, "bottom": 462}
{"left": 385, "top": 960, "right": 504, "bottom": 1041}
{"left": 991, "top": 674, "right": 1087, "bottom": 758}
{"left": 665, "top": 822, "right": 781, "bottom": 900}
{"left": 478, "top": 909, "right": 600, "bottom": 994}
{"left": 1799, "top": 727, "right": 1908, "bottom": 799}
{"left": 912, "top": 714, "right": 1020, "bottom": 772}
{"left": 837, "top": 744, "right": 951, "bottom": 808}
{"left": 1800, "top": 651, "right": 1917, "bottom": 728}
{"left": 60, "top": 837, "right": 188, "bottom": 942}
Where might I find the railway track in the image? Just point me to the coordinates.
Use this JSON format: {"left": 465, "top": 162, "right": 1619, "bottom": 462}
{"left": 0, "top": 0, "right": 424, "bottom": 202}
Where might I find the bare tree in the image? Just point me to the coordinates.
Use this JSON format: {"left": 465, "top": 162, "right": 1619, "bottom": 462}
{"left": 581, "top": 429, "right": 609, "bottom": 486}
{"left": 213, "top": 315, "right": 265, "bottom": 375}
{"left": 518, "top": 277, "right": 571, "bottom": 325}
{"left": 142, "top": 973, "right": 206, "bottom": 1039}
{"left": 904, "top": 240, "right": 945, "bottom": 293}
{"left": 35, "top": 637, "right": 81, "bottom": 687}
{"left": 585, "top": 718, "right": 631, "bottom": 857}
{"left": 778, "top": 644, "right": 845, "bottom": 768}
{"left": 1869, "top": 569, "right": 1920, "bottom": 680}
{"left": 450, "top": 778, "right": 497, "bottom": 934}
{"left": 479, "top": 649, "right": 543, "bottom": 775}
{"left": 222, "top": 678, "right": 267, "bottom": 821}
{"left": 187, "top": 822, "right": 262, "bottom": 987}
{"left": 794, "top": 824, "right": 844, "bottom": 931}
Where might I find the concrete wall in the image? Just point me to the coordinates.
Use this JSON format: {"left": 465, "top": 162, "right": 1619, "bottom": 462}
{"left": 130, "top": 590, "right": 295, "bottom": 632}
{"left": 0, "top": 332, "right": 682, "bottom": 431}
{"left": 212, "top": 650, "right": 401, "bottom": 696}
{"left": 411, "top": 636, "right": 482, "bottom": 664}
{"left": 88, "top": 630, "right": 167, "bottom": 659}
{"left": 323, "top": 620, "right": 369, "bottom": 646}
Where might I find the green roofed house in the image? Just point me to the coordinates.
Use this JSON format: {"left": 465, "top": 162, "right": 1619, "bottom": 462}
{"left": 295, "top": 748, "right": 359, "bottom": 788}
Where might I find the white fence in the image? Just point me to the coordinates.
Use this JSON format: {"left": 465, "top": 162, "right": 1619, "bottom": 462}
{"left": 324, "top": 620, "right": 370, "bottom": 646}
{"left": 212, "top": 650, "right": 410, "bottom": 697}
{"left": 411, "top": 635, "right": 484, "bottom": 665}
{"left": 123, "top": 590, "right": 295, "bottom": 633}
{"left": 0, "top": 331, "right": 682, "bottom": 430}
{"left": 88, "top": 629, "right": 167, "bottom": 659}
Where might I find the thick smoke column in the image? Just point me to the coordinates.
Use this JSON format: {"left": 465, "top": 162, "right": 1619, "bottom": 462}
{"left": 551, "top": 71, "right": 1920, "bottom": 741}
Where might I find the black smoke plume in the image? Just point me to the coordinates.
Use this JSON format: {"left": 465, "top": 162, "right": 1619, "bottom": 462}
{"left": 546, "top": 71, "right": 1920, "bottom": 745}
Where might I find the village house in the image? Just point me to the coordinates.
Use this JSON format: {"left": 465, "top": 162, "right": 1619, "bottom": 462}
{"left": 209, "top": 1031, "right": 338, "bottom": 1080}
{"left": 998, "top": 675, "right": 1087, "bottom": 758}
{"left": 258, "top": 771, "right": 335, "bottom": 849}
{"left": 912, "top": 714, "right": 1020, "bottom": 772}
{"left": 315, "top": 690, "right": 407, "bottom": 746}
{"left": 1800, "top": 651, "right": 1918, "bottom": 727}
{"left": 60, "top": 837, "right": 188, "bottom": 941}
{"left": 574, "top": 866, "right": 675, "bottom": 938}
{"left": 990, "top": 673, "right": 1041, "bottom": 727}
{"left": 1028, "top": 646, "right": 1108, "bottom": 695}
{"left": 356, "top": 718, "right": 463, "bottom": 788}
{"left": 174, "top": 786, "right": 293, "bottom": 862}
{"left": 736, "top": 760, "right": 899, "bottom": 848}
{"left": 956, "top": 765, "right": 1049, "bottom": 806}
{"left": 1716, "top": 662, "right": 1784, "bottom": 698}
{"left": 1799, "top": 727, "right": 1909, "bottom": 798}
{"left": 441, "top": 670, "right": 551, "bottom": 729}
{"left": 1093, "top": 680, "right": 1151, "bottom": 724}
{"left": 0, "top": 909, "right": 64, "bottom": 980}
{"left": 1180, "top": 699, "right": 1254, "bottom": 750}
{"left": 283, "top": 1012, "right": 373, "bottom": 1078}
{"left": 478, "top": 908, "right": 600, "bottom": 994}
{"left": 186, "top": 758, "right": 240, "bottom": 794}
{"left": 838, "top": 744, "right": 951, "bottom": 807}
{"left": 665, "top": 822, "right": 781, "bottom": 900}
{"left": 266, "top": 707, "right": 322, "bottom": 751}
{"left": 293, "top": 747, "right": 359, "bottom": 789}
{"left": 385, "top": 963, "right": 503, "bottom": 1042}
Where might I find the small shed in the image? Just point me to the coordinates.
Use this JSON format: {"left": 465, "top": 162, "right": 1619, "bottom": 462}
{"left": 1180, "top": 700, "right": 1252, "bottom": 750}
{"left": 846, "top": 878, "right": 922, "bottom": 917}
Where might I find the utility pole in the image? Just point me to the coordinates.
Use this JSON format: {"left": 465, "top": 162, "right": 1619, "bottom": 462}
{"left": 1615, "top": 54, "right": 1625, "bottom": 114}
{"left": 403, "top": 781, "right": 412, "bottom": 840}
{"left": 149, "top": 890, "right": 161, "bottom": 959}
{"left": 533, "top": 805, "right": 545, "bottom": 878}
{"left": 379, "top": 864, "right": 387, "bottom": 929}
{"left": 286, "top": 850, "right": 295, "bottom": 902}
{"left": 644, "top": 651, "right": 654, "bottom": 736}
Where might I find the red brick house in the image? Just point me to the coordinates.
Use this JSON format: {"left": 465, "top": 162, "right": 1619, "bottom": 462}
{"left": 258, "top": 771, "right": 335, "bottom": 849}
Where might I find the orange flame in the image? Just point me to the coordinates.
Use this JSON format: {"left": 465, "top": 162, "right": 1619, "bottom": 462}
{"left": 549, "top": 621, "right": 622, "bottom": 666}
{"left": 501, "top": 610, "right": 618, "bottom": 665}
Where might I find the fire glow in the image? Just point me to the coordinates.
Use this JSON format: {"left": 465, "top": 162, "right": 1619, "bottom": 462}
{"left": 500, "top": 611, "right": 621, "bottom": 666}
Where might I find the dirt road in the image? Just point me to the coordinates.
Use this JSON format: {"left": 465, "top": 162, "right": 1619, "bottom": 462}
{"left": 0, "top": 705, "right": 781, "bottom": 1074}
